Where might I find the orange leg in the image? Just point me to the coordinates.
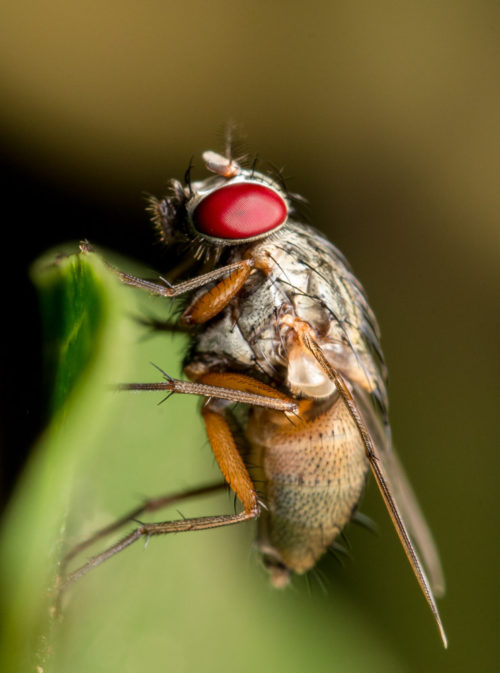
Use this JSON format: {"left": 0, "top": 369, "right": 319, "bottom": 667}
{"left": 197, "top": 371, "right": 293, "bottom": 406}
{"left": 202, "top": 403, "right": 258, "bottom": 514}
{"left": 197, "top": 371, "right": 299, "bottom": 515}
{"left": 181, "top": 261, "right": 253, "bottom": 324}
{"left": 181, "top": 252, "right": 273, "bottom": 324}
{"left": 181, "top": 251, "right": 274, "bottom": 325}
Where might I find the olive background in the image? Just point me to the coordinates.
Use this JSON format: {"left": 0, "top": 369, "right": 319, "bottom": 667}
{"left": 1, "top": 1, "right": 498, "bottom": 672}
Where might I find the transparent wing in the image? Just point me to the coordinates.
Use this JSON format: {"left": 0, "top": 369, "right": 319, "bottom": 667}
{"left": 353, "top": 388, "right": 446, "bottom": 598}
{"left": 301, "top": 331, "right": 447, "bottom": 647}
{"left": 342, "top": 261, "right": 446, "bottom": 598}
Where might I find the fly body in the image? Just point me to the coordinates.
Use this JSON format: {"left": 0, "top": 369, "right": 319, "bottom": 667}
{"left": 247, "top": 394, "right": 369, "bottom": 584}
{"left": 66, "top": 147, "right": 447, "bottom": 647}
{"left": 183, "top": 220, "right": 385, "bottom": 583}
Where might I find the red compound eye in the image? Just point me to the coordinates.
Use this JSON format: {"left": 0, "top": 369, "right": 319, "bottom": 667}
{"left": 192, "top": 182, "right": 287, "bottom": 240}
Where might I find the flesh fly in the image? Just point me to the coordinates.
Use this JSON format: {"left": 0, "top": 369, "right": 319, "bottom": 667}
{"left": 63, "top": 148, "right": 447, "bottom": 647}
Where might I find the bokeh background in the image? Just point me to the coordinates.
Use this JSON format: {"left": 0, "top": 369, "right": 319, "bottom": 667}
{"left": 1, "top": 1, "right": 498, "bottom": 672}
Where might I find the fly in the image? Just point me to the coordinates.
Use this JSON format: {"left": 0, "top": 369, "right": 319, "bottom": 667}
{"left": 61, "top": 147, "right": 447, "bottom": 647}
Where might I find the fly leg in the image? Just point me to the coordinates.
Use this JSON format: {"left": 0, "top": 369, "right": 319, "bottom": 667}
{"left": 59, "top": 372, "right": 297, "bottom": 599}
{"left": 135, "top": 315, "right": 190, "bottom": 334}
{"left": 59, "top": 409, "right": 259, "bottom": 596}
{"left": 62, "top": 481, "right": 227, "bottom": 571}
{"left": 200, "top": 399, "right": 259, "bottom": 519}
{"left": 120, "top": 370, "right": 297, "bottom": 412}
{"left": 59, "top": 509, "right": 257, "bottom": 605}
{"left": 80, "top": 242, "right": 271, "bottom": 324}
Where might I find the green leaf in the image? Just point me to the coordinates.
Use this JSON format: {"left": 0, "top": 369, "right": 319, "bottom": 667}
{"left": 0, "top": 249, "right": 133, "bottom": 672}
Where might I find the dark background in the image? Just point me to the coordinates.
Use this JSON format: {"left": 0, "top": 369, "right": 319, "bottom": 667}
{"left": 0, "top": 149, "right": 159, "bottom": 503}
{"left": 1, "top": 1, "right": 498, "bottom": 671}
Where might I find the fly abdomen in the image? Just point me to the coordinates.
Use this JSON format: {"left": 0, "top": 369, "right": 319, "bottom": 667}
{"left": 246, "top": 395, "right": 369, "bottom": 583}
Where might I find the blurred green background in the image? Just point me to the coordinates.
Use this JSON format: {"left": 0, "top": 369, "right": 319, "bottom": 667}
{"left": 1, "top": 1, "right": 498, "bottom": 671}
